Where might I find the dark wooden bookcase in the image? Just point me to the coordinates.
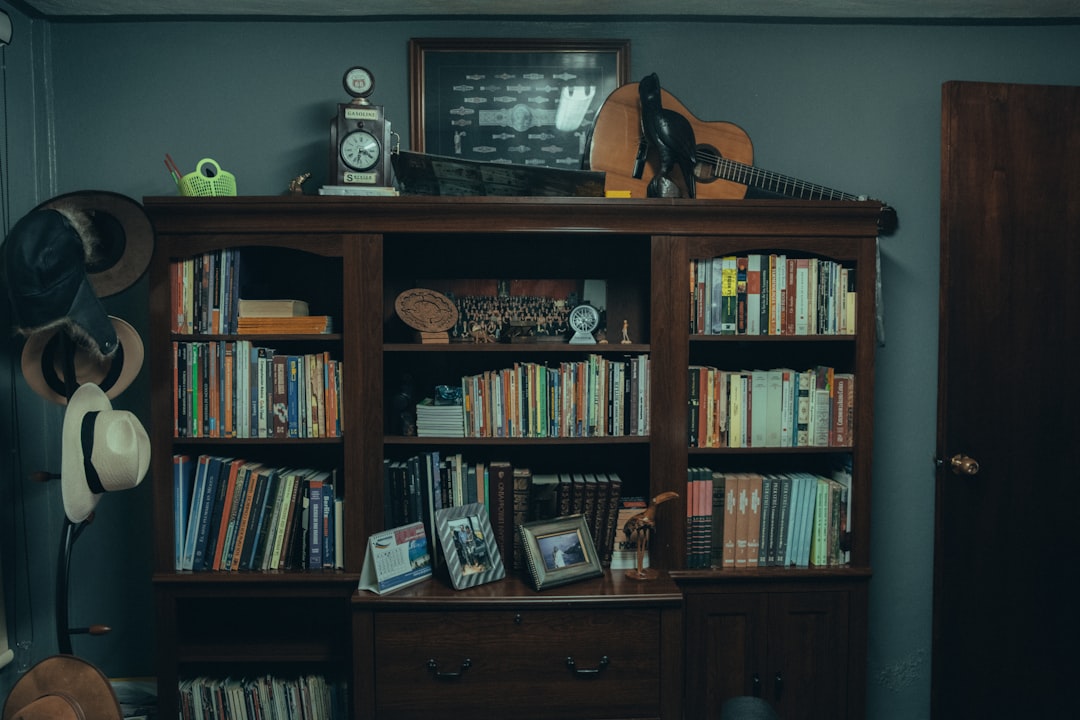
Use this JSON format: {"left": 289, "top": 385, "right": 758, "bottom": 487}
{"left": 145, "top": 196, "right": 882, "bottom": 720}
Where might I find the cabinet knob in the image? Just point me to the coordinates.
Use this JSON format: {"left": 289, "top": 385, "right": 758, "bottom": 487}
{"left": 514, "top": 613, "right": 523, "bottom": 625}
{"left": 427, "top": 658, "right": 471, "bottom": 680}
{"left": 565, "top": 655, "right": 609, "bottom": 676}
{"left": 774, "top": 671, "right": 784, "bottom": 700}
{"left": 752, "top": 673, "right": 761, "bottom": 697}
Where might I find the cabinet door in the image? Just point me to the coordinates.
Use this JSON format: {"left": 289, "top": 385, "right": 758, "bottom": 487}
{"left": 767, "top": 591, "right": 849, "bottom": 720}
{"left": 684, "top": 593, "right": 768, "bottom": 719}
{"left": 684, "top": 589, "right": 851, "bottom": 720}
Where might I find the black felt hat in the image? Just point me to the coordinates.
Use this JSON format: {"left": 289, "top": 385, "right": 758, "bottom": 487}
{"left": 36, "top": 190, "right": 154, "bottom": 298}
{"left": 2, "top": 208, "right": 118, "bottom": 358}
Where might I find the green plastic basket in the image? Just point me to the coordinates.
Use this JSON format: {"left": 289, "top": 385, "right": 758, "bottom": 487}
{"left": 179, "top": 158, "right": 237, "bottom": 197}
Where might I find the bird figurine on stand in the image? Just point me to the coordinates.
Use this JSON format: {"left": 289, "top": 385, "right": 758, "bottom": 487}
{"left": 637, "top": 73, "right": 697, "bottom": 198}
{"left": 623, "top": 490, "right": 679, "bottom": 580}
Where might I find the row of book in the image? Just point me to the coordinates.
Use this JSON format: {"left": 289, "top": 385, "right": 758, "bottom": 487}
{"left": 689, "top": 364, "right": 853, "bottom": 448}
{"left": 173, "top": 341, "right": 343, "bottom": 439}
{"left": 382, "top": 453, "right": 631, "bottom": 573}
{"left": 459, "top": 354, "right": 650, "bottom": 438}
{"left": 690, "top": 254, "right": 857, "bottom": 336}
{"left": 178, "top": 674, "right": 346, "bottom": 720}
{"left": 686, "top": 465, "right": 851, "bottom": 570}
{"left": 174, "top": 454, "right": 343, "bottom": 572}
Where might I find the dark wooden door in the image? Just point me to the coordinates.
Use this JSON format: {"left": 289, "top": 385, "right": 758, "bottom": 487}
{"left": 934, "top": 80, "right": 1080, "bottom": 717}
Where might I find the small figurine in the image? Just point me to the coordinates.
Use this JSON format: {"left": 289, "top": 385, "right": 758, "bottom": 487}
{"left": 471, "top": 322, "right": 495, "bottom": 343}
{"left": 621, "top": 319, "right": 632, "bottom": 344}
{"left": 623, "top": 491, "right": 679, "bottom": 580}
{"left": 288, "top": 172, "right": 311, "bottom": 196}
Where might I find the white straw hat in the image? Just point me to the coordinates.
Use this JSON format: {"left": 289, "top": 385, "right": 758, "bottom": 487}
{"left": 61, "top": 382, "right": 150, "bottom": 523}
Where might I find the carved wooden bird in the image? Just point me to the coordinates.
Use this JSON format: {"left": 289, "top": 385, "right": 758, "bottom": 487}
{"left": 622, "top": 490, "right": 680, "bottom": 538}
{"left": 638, "top": 73, "right": 697, "bottom": 198}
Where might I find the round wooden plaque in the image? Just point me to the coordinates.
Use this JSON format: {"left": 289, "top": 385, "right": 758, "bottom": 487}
{"left": 394, "top": 288, "right": 459, "bottom": 333}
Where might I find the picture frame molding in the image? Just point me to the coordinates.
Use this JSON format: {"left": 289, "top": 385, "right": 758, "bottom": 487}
{"left": 408, "top": 37, "right": 631, "bottom": 166}
{"left": 519, "top": 513, "right": 604, "bottom": 591}
{"left": 435, "top": 502, "right": 507, "bottom": 590}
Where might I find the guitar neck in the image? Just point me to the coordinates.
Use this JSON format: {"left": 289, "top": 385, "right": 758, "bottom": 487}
{"left": 704, "top": 155, "right": 864, "bottom": 202}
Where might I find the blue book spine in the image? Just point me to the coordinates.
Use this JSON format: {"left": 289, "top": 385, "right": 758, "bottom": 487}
{"left": 307, "top": 479, "right": 324, "bottom": 569}
{"left": 287, "top": 356, "right": 300, "bottom": 438}
{"left": 192, "top": 456, "right": 223, "bottom": 571}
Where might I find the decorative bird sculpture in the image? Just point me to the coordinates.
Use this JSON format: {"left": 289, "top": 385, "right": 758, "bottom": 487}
{"left": 623, "top": 490, "right": 679, "bottom": 580}
{"left": 638, "top": 73, "right": 697, "bottom": 198}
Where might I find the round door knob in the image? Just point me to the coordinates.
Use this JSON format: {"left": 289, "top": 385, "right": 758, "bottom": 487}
{"left": 949, "top": 454, "right": 980, "bottom": 476}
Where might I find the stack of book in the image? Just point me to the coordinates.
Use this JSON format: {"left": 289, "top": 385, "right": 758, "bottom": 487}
{"left": 236, "top": 298, "right": 334, "bottom": 334}
{"left": 415, "top": 397, "right": 465, "bottom": 437}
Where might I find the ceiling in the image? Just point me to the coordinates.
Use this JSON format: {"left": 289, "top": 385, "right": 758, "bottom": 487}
{"left": 14, "top": 0, "right": 1080, "bottom": 20}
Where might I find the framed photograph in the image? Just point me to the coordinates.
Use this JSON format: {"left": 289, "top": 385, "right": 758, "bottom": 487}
{"left": 408, "top": 38, "right": 630, "bottom": 168}
{"left": 435, "top": 503, "right": 506, "bottom": 590}
{"left": 519, "top": 514, "right": 603, "bottom": 591}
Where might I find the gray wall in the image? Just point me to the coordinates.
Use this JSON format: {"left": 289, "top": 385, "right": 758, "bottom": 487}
{"left": 1, "top": 3, "right": 1078, "bottom": 717}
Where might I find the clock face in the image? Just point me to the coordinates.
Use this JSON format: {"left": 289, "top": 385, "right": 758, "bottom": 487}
{"left": 340, "top": 130, "right": 381, "bottom": 171}
{"left": 343, "top": 66, "right": 375, "bottom": 98}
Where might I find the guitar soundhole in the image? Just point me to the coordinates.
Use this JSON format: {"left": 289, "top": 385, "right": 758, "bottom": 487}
{"left": 693, "top": 144, "right": 720, "bottom": 184}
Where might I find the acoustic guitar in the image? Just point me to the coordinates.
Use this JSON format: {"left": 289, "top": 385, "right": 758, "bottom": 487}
{"left": 588, "top": 82, "right": 897, "bottom": 233}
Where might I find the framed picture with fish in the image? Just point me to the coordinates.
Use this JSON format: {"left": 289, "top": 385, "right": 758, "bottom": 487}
{"left": 408, "top": 38, "right": 630, "bottom": 169}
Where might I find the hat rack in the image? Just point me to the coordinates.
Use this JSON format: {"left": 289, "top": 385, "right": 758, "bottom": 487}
{"left": 35, "top": 332, "right": 112, "bottom": 655}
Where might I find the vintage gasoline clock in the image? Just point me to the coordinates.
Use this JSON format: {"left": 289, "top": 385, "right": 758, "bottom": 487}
{"left": 329, "top": 66, "right": 394, "bottom": 187}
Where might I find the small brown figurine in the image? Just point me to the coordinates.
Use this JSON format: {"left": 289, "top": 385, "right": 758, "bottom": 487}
{"left": 620, "top": 319, "right": 631, "bottom": 344}
{"left": 622, "top": 490, "right": 679, "bottom": 580}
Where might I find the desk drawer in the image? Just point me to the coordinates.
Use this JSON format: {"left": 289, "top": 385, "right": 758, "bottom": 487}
{"left": 373, "top": 609, "right": 662, "bottom": 719}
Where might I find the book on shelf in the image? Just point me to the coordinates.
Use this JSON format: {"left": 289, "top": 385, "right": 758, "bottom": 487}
{"left": 415, "top": 397, "right": 466, "bottom": 437}
{"left": 488, "top": 460, "right": 514, "bottom": 567}
{"left": 173, "top": 455, "right": 194, "bottom": 570}
{"left": 691, "top": 253, "right": 856, "bottom": 336}
{"left": 237, "top": 298, "right": 310, "bottom": 318}
{"left": 689, "top": 365, "right": 852, "bottom": 449}
{"left": 235, "top": 315, "right": 334, "bottom": 334}
{"left": 511, "top": 467, "right": 533, "bottom": 570}
{"left": 179, "top": 674, "right": 346, "bottom": 720}
{"left": 173, "top": 458, "right": 341, "bottom": 572}
{"left": 710, "top": 472, "right": 725, "bottom": 569}
{"left": 461, "top": 354, "right": 650, "bottom": 438}
{"left": 172, "top": 343, "right": 341, "bottom": 439}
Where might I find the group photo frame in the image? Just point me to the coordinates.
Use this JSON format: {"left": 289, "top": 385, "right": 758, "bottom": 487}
{"left": 408, "top": 38, "right": 630, "bottom": 169}
{"left": 435, "top": 502, "right": 506, "bottom": 590}
{"left": 519, "top": 513, "right": 604, "bottom": 591}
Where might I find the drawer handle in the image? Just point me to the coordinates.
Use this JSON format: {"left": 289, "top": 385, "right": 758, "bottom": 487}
{"left": 565, "top": 655, "right": 609, "bottom": 677}
{"left": 427, "top": 658, "right": 471, "bottom": 680}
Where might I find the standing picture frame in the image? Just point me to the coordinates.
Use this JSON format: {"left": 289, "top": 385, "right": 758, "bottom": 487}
{"left": 435, "top": 503, "right": 506, "bottom": 590}
{"left": 408, "top": 38, "right": 630, "bottom": 168}
{"left": 519, "top": 514, "right": 604, "bottom": 591}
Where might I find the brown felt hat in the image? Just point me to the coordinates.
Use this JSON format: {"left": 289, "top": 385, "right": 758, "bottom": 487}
{"left": 36, "top": 190, "right": 154, "bottom": 298}
{"left": 20, "top": 316, "right": 144, "bottom": 406}
{"left": 2, "top": 654, "right": 122, "bottom": 720}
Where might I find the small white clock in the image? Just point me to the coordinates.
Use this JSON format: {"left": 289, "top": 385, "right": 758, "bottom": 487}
{"left": 340, "top": 129, "right": 381, "bottom": 171}
{"left": 568, "top": 304, "right": 600, "bottom": 344}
